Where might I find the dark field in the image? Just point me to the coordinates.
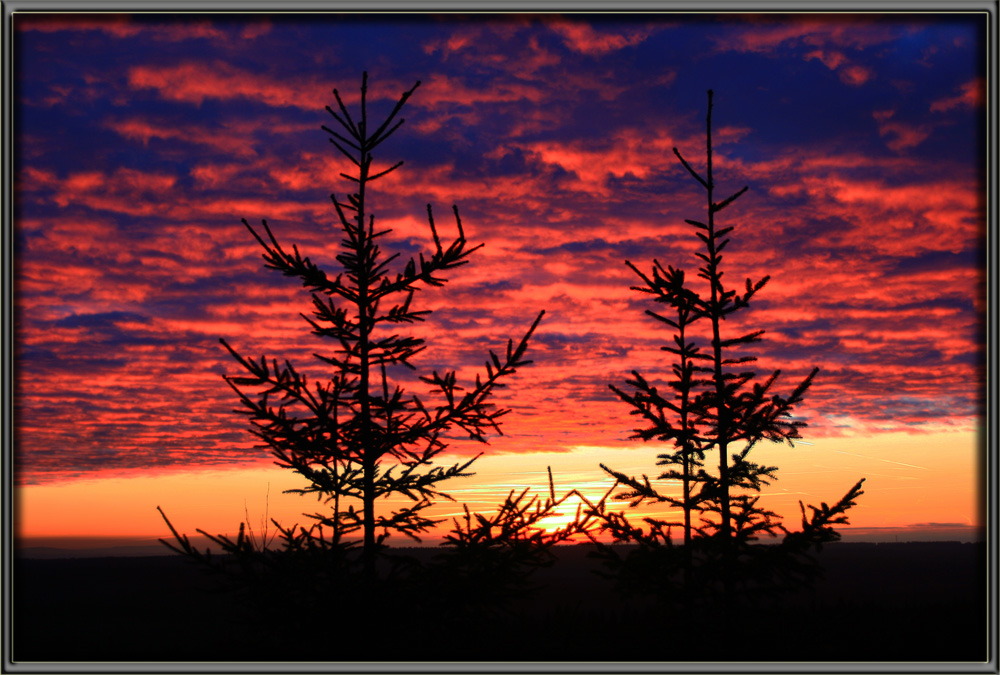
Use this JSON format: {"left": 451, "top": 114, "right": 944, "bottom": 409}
{"left": 12, "top": 541, "right": 989, "bottom": 665}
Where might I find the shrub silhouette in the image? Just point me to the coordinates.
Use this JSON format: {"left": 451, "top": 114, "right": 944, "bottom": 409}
{"left": 591, "top": 90, "right": 865, "bottom": 605}
{"left": 428, "top": 467, "right": 599, "bottom": 615}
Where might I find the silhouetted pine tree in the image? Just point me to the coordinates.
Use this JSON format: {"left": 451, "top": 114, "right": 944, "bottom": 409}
{"left": 605, "top": 263, "right": 708, "bottom": 551}
{"left": 594, "top": 90, "right": 864, "bottom": 603}
{"left": 214, "top": 72, "right": 543, "bottom": 581}
{"left": 599, "top": 263, "right": 709, "bottom": 592}
{"left": 670, "top": 90, "right": 805, "bottom": 555}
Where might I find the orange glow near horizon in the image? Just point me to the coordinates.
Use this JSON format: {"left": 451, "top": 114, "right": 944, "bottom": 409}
{"left": 16, "top": 429, "right": 982, "bottom": 545}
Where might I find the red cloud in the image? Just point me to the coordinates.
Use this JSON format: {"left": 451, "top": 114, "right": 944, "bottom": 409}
{"left": 930, "top": 78, "right": 984, "bottom": 112}
{"left": 513, "top": 127, "right": 683, "bottom": 195}
{"left": 838, "top": 63, "right": 873, "bottom": 87}
{"left": 717, "top": 18, "right": 901, "bottom": 87}
{"left": 106, "top": 118, "right": 260, "bottom": 158}
{"left": 20, "top": 160, "right": 329, "bottom": 226}
{"left": 547, "top": 19, "right": 655, "bottom": 54}
{"left": 872, "top": 109, "right": 932, "bottom": 151}
{"left": 16, "top": 14, "right": 144, "bottom": 37}
{"left": 127, "top": 62, "right": 542, "bottom": 113}
{"left": 805, "top": 48, "right": 847, "bottom": 70}
{"left": 415, "top": 73, "right": 545, "bottom": 107}
{"left": 127, "top": 62, "right": 327, "bottom": 109}
{"left": 422, "top": 28, "right": 481, "bottom": 57}
{"left": 239, "top": 20, "right": 272, "bottom": 40}
{"left": 804, "top": 48, "right": 873, "bottom": 86}
{"left": 716, "top": 18, "right": 901, "bottom": 54}
{"left": 15, "top": 14, "right": 228, "bottom": 42}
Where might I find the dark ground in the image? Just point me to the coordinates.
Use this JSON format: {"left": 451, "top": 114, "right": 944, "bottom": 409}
{"left": 11, "top": 541, "right": 990, "bottom": 665}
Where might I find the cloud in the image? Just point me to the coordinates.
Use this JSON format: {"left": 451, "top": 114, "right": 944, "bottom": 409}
{"left": 105, "top": 118, "right": 259, "bottom": 158}
{"left": 714, "top": 18, "right": 902, "bottom": 54}
{"left": 422, "top": 25, "right": 487, "bottom": 58}
{"left": 239, "top": 20, "right": 272, "bottom": 40}
{"left": 712, "top": 18, "right": 912, "bottom": 89}
{"left": 805, "top": 49, "right": 873, "bottom": 86}
{"left": 548, "top": 19, "right": 655, "bottom": 54}
{"left": 872, "top": 109, "right": 932, "bottom": 151}
{"left": 930, "top": 78, "right": 984, "bottom": 113}
{"left": 414, "top": 73, "right": 545, "bottom": 107}
{"left": 127, "top": 62, "right": 328, "bottom": 109}
{"left": 15, "top": 14, "right": 230, "bottom": 42}
{"left": 837, "top": 63, "right": 874, "bottom": 86}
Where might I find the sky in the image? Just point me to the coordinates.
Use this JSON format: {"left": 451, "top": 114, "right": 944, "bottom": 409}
{"left": 12, "top": 12, "right": 987, "bottom": 547}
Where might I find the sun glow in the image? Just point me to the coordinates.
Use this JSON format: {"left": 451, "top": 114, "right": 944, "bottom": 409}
{"left": 531, "top": 492, "right": 594, "bottom": 537}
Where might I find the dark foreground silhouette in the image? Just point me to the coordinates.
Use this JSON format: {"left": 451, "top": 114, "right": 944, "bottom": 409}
{"left": 14, "top": 541, "right": 986, "bottom": 664}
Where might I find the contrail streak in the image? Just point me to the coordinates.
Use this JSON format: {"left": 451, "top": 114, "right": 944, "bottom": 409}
{"left": 829, "top": 448, "right": 929, "bottom": 471}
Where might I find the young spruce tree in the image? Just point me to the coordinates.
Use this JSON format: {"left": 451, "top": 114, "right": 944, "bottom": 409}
{"left": 216, "top": 73, "right": 543, "bottom": 582}
{"left": 596, "top": 90, "right": 865, "bottom": 602}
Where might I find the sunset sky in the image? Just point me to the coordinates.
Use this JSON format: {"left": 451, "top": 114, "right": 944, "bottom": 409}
{"left": 13, "top": 12, "right": 987, "bottom": 548}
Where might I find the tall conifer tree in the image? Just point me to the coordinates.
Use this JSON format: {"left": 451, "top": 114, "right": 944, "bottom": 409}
{"left": 220, "top": 73, "right": 544, "bottom": 580}
{"left": 597, "top": 90, "right": 864, "bottom": 601}
{"left": 606, "top": 263, "right": 706, "bottom": 550}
